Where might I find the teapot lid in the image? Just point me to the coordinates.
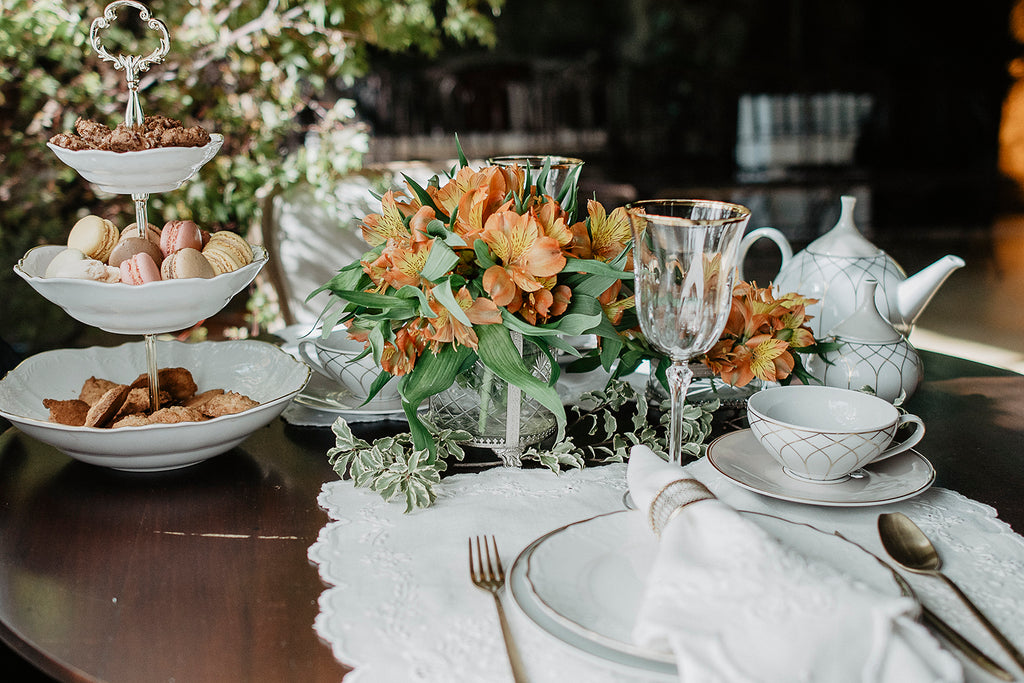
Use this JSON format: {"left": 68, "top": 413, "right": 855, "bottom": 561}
{"left": 830, "top": 279, "right": 902, "bottom": 342}
{"left": 807, "top": 196, "right": 883, "bottom": 258}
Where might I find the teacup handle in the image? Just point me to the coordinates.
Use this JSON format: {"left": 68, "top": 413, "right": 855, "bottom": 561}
{"left": 871, "top": 414, "right": 926, "bottom": 463}
{"left": 298, "top": 340, "right": 336, "bottom": 381}
{"left": 737, "top": 227, "right": 793, "bottom": 281}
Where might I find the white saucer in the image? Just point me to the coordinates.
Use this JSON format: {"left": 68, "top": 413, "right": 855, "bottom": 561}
{"left": 276, "top": 326, "right": 407, "bottom": 421}
{"left": 291, "top": 372, "right": 406, "bottom": 419}
{"left": 707, "top": 429, "right": 935, "bottom": 507}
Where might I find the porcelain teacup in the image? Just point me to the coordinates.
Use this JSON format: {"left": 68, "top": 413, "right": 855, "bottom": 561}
{"left": 298, "top": 329, "right": 400, "bottom": 408}
{"left": 746, "top": 385, "right": 925, "bottom": 483}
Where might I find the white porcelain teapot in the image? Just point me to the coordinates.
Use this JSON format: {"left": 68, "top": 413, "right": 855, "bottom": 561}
{"left": 738, "top": 195, "right": 964, "bottom": 337}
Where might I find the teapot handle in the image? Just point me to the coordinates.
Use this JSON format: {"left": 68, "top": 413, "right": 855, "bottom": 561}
{"left": 737, "top": 227, "right": 793, "bottom": 281}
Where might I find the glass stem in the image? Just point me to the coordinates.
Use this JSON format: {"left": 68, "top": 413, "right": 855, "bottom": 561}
{"left": 666, "top": 361, "right": 694, "bottom": 466}
{"left": 144, "top": 333, "right": 161, "bottom": 413}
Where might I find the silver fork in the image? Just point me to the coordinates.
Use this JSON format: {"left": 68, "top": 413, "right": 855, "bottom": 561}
{"left": 468, "top": 535, "right": 528, "bottom": 682}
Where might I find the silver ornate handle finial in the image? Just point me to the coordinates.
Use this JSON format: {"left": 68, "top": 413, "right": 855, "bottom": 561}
{"left": 89, "top": 1, "right": 170, "bottom": 128}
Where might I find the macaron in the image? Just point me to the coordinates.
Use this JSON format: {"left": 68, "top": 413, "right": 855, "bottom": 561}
{"left": 44, "top": 247, "right": 121, "bottom": 282}
{"left": 122, "top": 222, "right": 162, "bottom": 244}
{"left": 119, "top": 252, "right": 162, "bottom": 285}
{"left": 202, "top": 231, "right": 253, "bottom": 275}
{"left": 67, "top": 215, "right": 119, "bottom": 263}
{"left": 160, "top": 220, "right": 204, "bottom": 257}
{"left": 108, "top": 236, "right": 164, "bottom": 269}
{"left": 161, "top": 247, "right": 215, "bottom": 280}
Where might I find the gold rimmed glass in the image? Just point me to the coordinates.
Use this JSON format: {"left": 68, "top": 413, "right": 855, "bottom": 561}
{"left": 626, "top": 199, "right": 751, "bottom": 465}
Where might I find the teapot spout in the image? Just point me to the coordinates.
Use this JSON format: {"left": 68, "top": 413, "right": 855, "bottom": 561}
{"left": 896, "top": 255, "right": 966, "bottom": 328}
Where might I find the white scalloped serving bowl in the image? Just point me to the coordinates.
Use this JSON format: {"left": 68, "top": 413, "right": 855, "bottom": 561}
{"left": 15, "top": 244, "right": 267, "bottom": 335}
{"left": 47, "top": 134, "right": 224, "bottom": 195}
{"left": 0, "top": 339, "right": 310, "bottom": 472}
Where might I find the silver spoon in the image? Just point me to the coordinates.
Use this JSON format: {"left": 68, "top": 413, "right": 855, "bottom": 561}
{"left": 879, "top": 512, "right": 1024, "bottom": 672}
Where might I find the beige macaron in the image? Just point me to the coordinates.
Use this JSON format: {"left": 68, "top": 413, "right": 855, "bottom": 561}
{"left": 67, "top": 215, "right": 119, "bottom": 263}
{"left": 161, "top": 247, "right": 216, "bottom": 280}
{"left": 202, "top": 231, "right": 253, "bottom": 275}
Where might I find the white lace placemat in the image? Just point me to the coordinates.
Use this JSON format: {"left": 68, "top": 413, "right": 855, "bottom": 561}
{"left": 308, "top": 458, "right": 1024, "bottom": 682}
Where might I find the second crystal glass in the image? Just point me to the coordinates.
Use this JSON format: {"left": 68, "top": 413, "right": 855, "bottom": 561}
{"left": 626, "top": 199, "right": 751, "bottom": 465}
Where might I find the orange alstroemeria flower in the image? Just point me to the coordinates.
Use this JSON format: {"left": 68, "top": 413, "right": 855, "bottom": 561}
{"left": 431, "top": 166, "right": 511, "bottom": 220}
{"left": 380, "top": 327, "right": 425, "bottom": 377}
{"left": 598, "top": 280, "right": 635, "bottom": 326}
{"left": 361, "top": 190, "right": 412, "bottom": 246}
{"left": 480, "top": 210, "right": 566, "bottom": 306}
{"left": 585, "top": 200, "right": 632, "bottom": 261}
{"left": 454, "top": 189, "right": 513, "bottom": 247}
{"left": 518, "top": 284, "right": 573, "bottom": 325}
{"left": 534, "top": 200, "right": 574, "bottom": 249}
{"left": 420, "top": 285, "right": 502, "bottom": 351}
{"left": 380, "top": 239, "right": 433, "bottom": 290}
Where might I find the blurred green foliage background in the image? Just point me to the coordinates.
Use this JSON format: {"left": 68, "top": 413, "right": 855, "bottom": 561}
{"left": 0, "top": 0, "right": 501, "bottom": 351}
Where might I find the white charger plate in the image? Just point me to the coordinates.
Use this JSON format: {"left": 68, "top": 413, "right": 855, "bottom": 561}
{"left": 509, "top": 509, "right": 900, "bottom": 677}
{"left": 707, "top": 429, "right": 935, "bottom": 507}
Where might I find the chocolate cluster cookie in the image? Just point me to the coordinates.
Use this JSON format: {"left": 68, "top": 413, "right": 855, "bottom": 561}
{"left": 43, "top": 367, "right": 258, "bottom": 428}
{"left": 49, "top": 115, "right": 212, "bottom": 152}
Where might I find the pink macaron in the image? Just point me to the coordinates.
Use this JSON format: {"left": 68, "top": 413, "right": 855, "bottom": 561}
{"left": 160, "top": 220, "right": 204, "bottom": 257}
{"left": 119, "top": 252, "right": 162, "bottom": 285}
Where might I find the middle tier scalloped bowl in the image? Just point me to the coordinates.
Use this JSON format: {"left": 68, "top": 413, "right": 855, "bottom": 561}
{"left": 47, "top": 134, "right": 224, "bottom": 195}
{"left": 0, "top": 339, "right": 310, "bottom": 472}
{"left": 15, "top": 244, "right": 268, "bottom": 335}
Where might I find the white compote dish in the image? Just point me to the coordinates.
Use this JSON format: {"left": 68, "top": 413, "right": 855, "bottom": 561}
{"left": 15, "top": 244, "right": 267, "bottom": 334}
{"left": 0, "top": 339, "right": 309, "bottom": 471}
{"left": 47, "top": 134, "right": 223, "bottom": 194}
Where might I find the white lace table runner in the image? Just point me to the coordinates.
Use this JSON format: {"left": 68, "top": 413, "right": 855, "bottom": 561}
{"left": 308, "top": 459, "right": 1024, "bottom": 683}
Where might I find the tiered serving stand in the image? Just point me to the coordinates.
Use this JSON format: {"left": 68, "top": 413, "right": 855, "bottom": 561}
{"left": 3, "top": 1, "right": 304, "bottom": 471}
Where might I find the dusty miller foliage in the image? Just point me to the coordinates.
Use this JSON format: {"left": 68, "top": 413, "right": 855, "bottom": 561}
{"left": 327, "top": 378, "right": 719, "bottom": 512}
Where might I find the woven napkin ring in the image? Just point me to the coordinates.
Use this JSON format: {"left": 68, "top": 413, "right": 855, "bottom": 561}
{"left": 648, "top": 478, "right": 715, "bottom": 536}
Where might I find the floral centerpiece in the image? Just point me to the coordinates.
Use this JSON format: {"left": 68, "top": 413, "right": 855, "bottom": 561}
{"left": 311, "top": 145, "right": 650, "bottom": 456}
{"left": 312, "top": 145, "right": 834, "bottom": 511}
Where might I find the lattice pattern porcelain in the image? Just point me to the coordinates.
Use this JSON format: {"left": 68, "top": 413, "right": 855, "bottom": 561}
{"left": 806, "top": 279, "right": 924, "bottom": 403}
{"left": 298, "top": 329, "right": 400, "bottom": 409}
{"left": 747, "top": 386, "right": 925, "bottom": 482}
{"left": 737, "top": 196, "right": 963, "bottom": 337}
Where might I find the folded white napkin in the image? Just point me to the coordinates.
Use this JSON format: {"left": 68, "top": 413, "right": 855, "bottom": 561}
{"left": 627, "top": 445, "right": 962, "bottom": 683}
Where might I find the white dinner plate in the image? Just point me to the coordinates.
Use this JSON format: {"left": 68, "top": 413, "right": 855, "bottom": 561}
{"left": 707, "top": 429, "right": 935, "bottom": 507}
{"left": 509, "top": 509, "right": 900, "bottom": 677}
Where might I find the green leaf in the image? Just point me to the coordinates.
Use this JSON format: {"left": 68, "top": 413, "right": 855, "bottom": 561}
{"left": 402, "top": 173, "right": 442, "bottom": 214}
{"left": 474, "top": 325, "right": 566, "bottom": 444}
{"left": 455, "top": 133, "right": 470, "bottom": 168}
{"left": 431, "top": 278, "right": 473, "bottom": 327}
{"left": 308, "top": 260, "right": 369, "bottom": 299}
{"left": 473, "top": 238, "right": 497, "bottom": 269}
{"left": 399, "top": 344, "right": 476, "bottom": 452}
{"left": 561, "top": 256, "right": 631, "bottom": 279}
{"left": 331, "top": 289, "right": 420, "bottom": 318}
{"left": 539, "top": 294, "right": 604, "bottom": 336}
{"left": 420, "top": 240, "right": 460, "bottom": 281}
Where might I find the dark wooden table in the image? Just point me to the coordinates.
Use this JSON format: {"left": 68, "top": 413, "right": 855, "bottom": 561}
{"left": 1, "top": 351, "right": 1022, "bottom": 682}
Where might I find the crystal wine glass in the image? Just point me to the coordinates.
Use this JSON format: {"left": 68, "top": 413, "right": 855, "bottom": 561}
{"left": 626, "top": 199, "right": 751, "bottom": 465}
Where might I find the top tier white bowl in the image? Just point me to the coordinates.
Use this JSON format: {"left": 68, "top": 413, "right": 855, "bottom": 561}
{"left": 15, "top": 244, "right": 268, "bottom": 335}
{"left": 47, "top": 134, "right": 223, "bottom": 195}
